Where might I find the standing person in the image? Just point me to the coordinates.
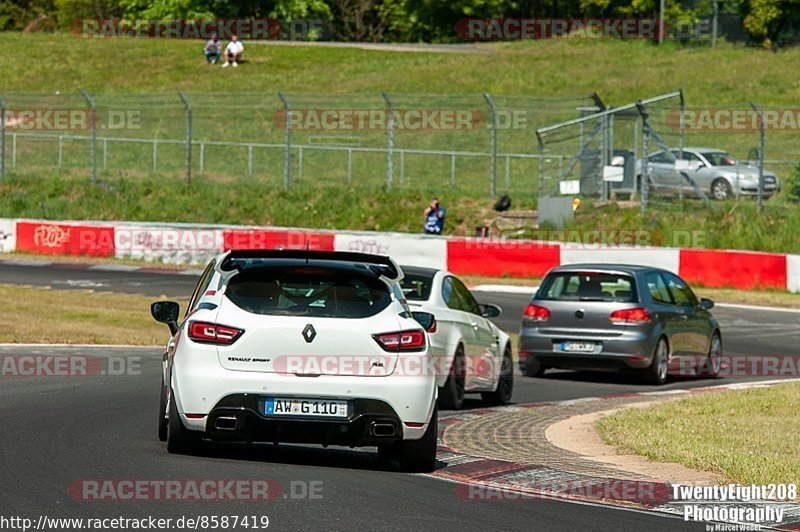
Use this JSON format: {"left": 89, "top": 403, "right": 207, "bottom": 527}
{"left": 423, "top": 197, "right": 446, "bottom": 235}
{"left": 222, "top": 35, "right": 244, "bottom": 68}
{"left": 203, "top": 34, "right": 221, "bottom": 64}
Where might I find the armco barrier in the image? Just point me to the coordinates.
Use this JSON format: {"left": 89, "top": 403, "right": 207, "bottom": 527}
{"left": 678, "top": 249, "right": 787, "bottom": 290}
{"left": 16, "top": 220, "right": 115, "bottom": 258}
{"left": 1, "top": 218, "right": 796, "bottom": 292}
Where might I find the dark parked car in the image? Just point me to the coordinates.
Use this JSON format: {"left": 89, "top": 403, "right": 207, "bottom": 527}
{"left": 518, "top": 264, "right": 722, "bottom": 385}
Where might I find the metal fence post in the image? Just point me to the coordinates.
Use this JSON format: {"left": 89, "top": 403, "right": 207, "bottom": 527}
{"left": 278, "top": 92, "right": 292, "bottom": 191}
{"left": 678, "top": 90, "right": 685, "bottom": 203}
{"left": 178, "top": 92, "right": 192, "bottom": 184}
{"left": 382, "top": 92, "right": 394, "bottom": 191}
{"left": 0, "top": 95, "right": 5, "bottom": 181}
{"left": 484, "top": 92, "right": 498, "bottom": 197}
{"left": 636, "top": 103, "right": 650, "bottom": 214}
{"left": 535, "top": 131, "right": 545, "bottom": 199}
{"left": 80, "top": 90, "right": 97, "bottom": 184}
{"left": 751, "top": 102, "right": 766, "bottom": 213}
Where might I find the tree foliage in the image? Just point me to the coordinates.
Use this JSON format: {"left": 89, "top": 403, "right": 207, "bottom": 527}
{"left": 2, "top": 0, "right": 800, "bottom": 48}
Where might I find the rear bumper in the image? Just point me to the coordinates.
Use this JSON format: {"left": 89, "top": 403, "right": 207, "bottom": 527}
{"left": 204, "top": 394, "right": 404, "bottom": 446}
{"left": 519, "top": 328, "right": 658, "bottom": 372}
{"left": 171, "top": 356, "right": 436, "bottom": 442}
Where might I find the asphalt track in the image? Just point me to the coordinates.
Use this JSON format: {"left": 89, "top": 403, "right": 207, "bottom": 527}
{"left": 0, "top": 262, "right": 798, "bottom": 530}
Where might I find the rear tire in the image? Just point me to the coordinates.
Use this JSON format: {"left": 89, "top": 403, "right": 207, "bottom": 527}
{"left": 698, "top": 332, "right": 722, "bottom": 378}
{"left": 167, "top": 391, "right": 202, "bottom": 454}
{"left": 524, "top": 357, "right": 547, "bottom": 378}
{"left": 482, "top": 346, "right": 514, "bottom": 406}
{"left": 438, "top": 346, "right": 465, "bottom": 410}
{"left": 397, "top": 406, "right": 438, "bottom": 473}
{"left": 643, "top": 337, "right": 669, "bottom": 385}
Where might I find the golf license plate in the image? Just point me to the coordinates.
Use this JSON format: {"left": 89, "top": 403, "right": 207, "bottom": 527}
{"left": 264, "top": 397, "right": 348, "bottom": 418}
{"left": 560, "top": 341, "right": 597, "bottom": 353}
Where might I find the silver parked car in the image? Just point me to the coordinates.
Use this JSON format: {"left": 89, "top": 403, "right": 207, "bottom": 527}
{"left": 518, "top": 264, "right": 722, "bottom": 385}
{"left": 636, "top": 147, "right": 779, "bottom": 200}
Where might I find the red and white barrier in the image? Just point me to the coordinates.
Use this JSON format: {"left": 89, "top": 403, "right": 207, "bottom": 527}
{"left": 0, "top": 218, "right": 795, "bottom": 292}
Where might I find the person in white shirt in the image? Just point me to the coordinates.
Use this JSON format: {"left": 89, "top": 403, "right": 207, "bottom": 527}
{"left": 222, "top": 35, "right": 244, "bottom": 68}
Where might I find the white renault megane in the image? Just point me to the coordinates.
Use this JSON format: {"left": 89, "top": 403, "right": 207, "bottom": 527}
{"left": 151, "top": 250, "right": 438, "bottom": 472}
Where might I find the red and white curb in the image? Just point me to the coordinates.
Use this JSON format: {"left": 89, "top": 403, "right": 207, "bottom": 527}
{"left": 426, "top": 379, "right": 800, "bottom": 529}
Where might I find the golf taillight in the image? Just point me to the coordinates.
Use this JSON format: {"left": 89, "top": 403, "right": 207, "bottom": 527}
{"left": 188, "top": 321, "right": 244, "bottom": 345}
{"left": 373, "top": 329, "right": 426, "bottom": 352}
{"left": 609, "top": 308, "right": 651, "bottom": 325}
{"left": 523, "top": 304, "right": 550, "bottom": 322}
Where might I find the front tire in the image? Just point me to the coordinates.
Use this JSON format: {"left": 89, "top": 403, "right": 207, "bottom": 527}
{"left": 166, "top": 391, "right": 202, "bottom": 454}
{"left": 711, "top": 178, "right": 733, "bottom": 200}
{"left": 397, "top": 406, "right": 438, "bottom": 473}
{"left": 643, "top": 337, "right": 669, "bottom": 385}
{"left": 438, "top": 346, "right": 465, "bottom": 410}
{"left": 482, "top": 346, "right": 514, "bottom": 405}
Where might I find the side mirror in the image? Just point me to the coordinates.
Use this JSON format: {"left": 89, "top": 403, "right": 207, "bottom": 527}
{"left": 689, "top": 160, "right": 704, "bottom": 171}
{"left": 151, "top": 301, "right": 180, "bottom": 335}
{"left": 480, "top": 303, "right": 502, "bottom": 318}
{"left": 699, "top": 298, "right": 714, "bottom": 310}
{"left": 411, "top": 311, "right": 437, "bottom": 333}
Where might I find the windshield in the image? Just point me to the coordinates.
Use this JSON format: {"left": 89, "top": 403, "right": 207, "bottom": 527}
{"left": 701, "top": 151, "right": 738, "bottom": 166}
{"left": 537, "top": 272, "right": 637, "bottom": 302}
{"left": 225, "top": 267, "right": 391, "bottom": 318}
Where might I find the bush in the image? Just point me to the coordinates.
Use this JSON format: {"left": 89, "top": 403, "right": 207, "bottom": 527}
{"left": 787, "top": 163, "right": 800, "bottom": 201}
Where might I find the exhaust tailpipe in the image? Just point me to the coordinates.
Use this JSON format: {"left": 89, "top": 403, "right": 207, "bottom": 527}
{"left": 370, "top": 422, "right": 396, "bottom": 437}
{"left": 214, "top": 416, "right": 238, "bottom": 431}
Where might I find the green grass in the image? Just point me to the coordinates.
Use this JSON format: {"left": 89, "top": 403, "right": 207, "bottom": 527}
{"left": 1, "top": 34, "right": 798, "bottom": 104}
{"left": 0, "top": 284, "right": 180, "bottom": 344}
{"left": 5, "top": 173, "right": 800, "bottom": 254}
{"left": 0, "top": 173, "right": 535, "bottom": 234}
{"left": 596, "top": 383, "right": 800, "bottom": 485}
{"left": 1, "top": 34, "right": 799, "bottom": 253}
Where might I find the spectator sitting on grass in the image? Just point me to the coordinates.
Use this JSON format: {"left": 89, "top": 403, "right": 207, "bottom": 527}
{"left": 203, "top": 34, "right": 221, "bottom": 64}
{"left": 222, "top": 35, "right": 244, "bottom": 68}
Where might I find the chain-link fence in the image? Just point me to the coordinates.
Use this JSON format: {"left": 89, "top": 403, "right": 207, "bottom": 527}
{"left": 535, "top": 90, "right": 795, "bottom": 212}
{"left": 0, "top": 91, "right": 596, "bottom": 196}
{"left": 2, "top": 90, "right": 796, "bottom": 206}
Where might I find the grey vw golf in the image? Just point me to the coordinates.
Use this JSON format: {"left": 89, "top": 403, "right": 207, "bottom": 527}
{"left": 518, "top": 264, "right": 722, "bottom": 385}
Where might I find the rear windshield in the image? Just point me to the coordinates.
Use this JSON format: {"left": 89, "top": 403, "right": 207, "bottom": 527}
{"left": 537, "top": 272, "right": 637, "bottom": 302}
{"left": 400, "top": 273, "right": 434, "bottom": 301}
{"left": 225, "top": 267, "right": 392, "bottom": 318}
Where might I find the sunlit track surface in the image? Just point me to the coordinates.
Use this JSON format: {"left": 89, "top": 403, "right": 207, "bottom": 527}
{"left": 0, "top": 262, "right": 798, "bottom": 530}
{"left": 0, "top": 345, "right": 702, "bottom": 531}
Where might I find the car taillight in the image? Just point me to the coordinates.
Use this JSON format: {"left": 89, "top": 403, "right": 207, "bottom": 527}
{"left": 523, "top": 304, "right": 550, "bottom": 322}
{"left": 373, "top": 329, "right": 426, "bottom": 352}
{"left": 609, "top": 308, "right": 651, "bottom": 325}
{"left": 188, "top": 321, "right": 244, "bottom": 345}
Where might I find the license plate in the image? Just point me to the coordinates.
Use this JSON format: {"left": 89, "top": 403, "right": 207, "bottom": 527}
{"left": 560, "top": 341, "right": 597, "bottom": 353}
{"left": 264, "top": 397, "right": 348, "bottom": 418}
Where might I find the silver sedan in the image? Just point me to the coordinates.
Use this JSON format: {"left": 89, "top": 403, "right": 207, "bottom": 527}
{"left": 636, "top": 147, "right": 779, "bottom": 200}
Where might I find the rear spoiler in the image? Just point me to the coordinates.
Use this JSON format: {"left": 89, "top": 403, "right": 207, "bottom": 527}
{"left": 219, "top": 249, "right": 402, "bottom": 281}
